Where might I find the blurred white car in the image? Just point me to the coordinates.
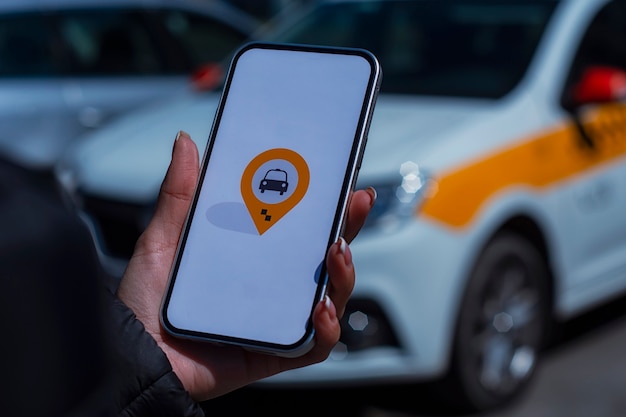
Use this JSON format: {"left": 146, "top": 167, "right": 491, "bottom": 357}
{"left": 56, "top": 0, "right": 626, "bottom": 412}
{"left": 0, "top": 0, "right": 260, "bottom": 170}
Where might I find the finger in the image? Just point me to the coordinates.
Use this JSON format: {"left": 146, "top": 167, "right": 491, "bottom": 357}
{"left": 118, "top": 132, "right": 199, "bottom": 317}
{"left": 270, "top": 294, "right": 341, "bottom": 373}
{"left": 325, "top": 237, "right": 355, "bottom": 319}
{"left": 147, "top": 131, "right": 199, "bottom": 249}
{"left": 343, "top": 187, "right": 376, "bottom": 243}
{"left": 305, "top": 295, "right": 342, "bottom": 365}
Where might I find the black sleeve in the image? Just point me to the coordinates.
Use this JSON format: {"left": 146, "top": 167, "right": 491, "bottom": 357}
{"left": 0, "top": 160, "right": 204, "bottom": 417}
{"left": 107, "top": 289, "right": 205, "bottom": 417}
{"left": 1, "top": 162, "right": 114, "bottom": 417}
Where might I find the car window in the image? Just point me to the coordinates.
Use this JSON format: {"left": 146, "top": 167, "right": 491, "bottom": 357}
{"left": 0, "top": 7, "right": 252, "bottom": 79}
{"left": 56, "top": 10, "right": 166, "bottom": 76}
{"left": 0, "top": 13, "right": 60, "bottom": 77}
{"left": 272, "top": 0, "right": 557, "bottom": 98}
{"left": 154, "top": 10, "right": 251, "bottom": 68}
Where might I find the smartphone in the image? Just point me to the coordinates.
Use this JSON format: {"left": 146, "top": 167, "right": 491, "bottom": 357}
{"left": 161, "top": 42, "right": 381, "bottom": 357}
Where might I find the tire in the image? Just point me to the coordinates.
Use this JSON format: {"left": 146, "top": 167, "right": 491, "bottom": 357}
{"left": 445, "top": 232, "right": 551, "bottom": 412}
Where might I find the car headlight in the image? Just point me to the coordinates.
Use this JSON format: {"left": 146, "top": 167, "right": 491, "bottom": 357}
{"left": 358, "top": 161, "right": 436, "bottom": 232}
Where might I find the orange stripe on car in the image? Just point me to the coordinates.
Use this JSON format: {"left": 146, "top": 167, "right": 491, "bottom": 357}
{"left": 421, "top": 103, "right": 626, "bottom": 228}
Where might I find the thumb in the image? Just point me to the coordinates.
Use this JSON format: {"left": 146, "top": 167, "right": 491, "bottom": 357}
{"left": 117, "top": 131, "right": 200, "bottom": 321}
{"left": 140, "top": 131, "right": 200, "bottom": 256}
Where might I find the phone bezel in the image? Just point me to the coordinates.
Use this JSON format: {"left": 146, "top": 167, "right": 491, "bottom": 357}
{"left": 160, "top": 41, "right": 382, "bottom": 357}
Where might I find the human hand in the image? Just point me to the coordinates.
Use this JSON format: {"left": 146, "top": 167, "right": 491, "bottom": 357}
{"left": 117, "top": 131, "right": 375, "bottom": 401}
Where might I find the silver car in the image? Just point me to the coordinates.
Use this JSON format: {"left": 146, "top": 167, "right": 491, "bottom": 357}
{"left": 0, "top": 0, "right": 259, "bottom": 170}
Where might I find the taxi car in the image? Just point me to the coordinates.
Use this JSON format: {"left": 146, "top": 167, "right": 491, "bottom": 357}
{"left": 55, "top": 0, "right": 626, "bottom": 412}
{"left": 259, "top": 169, "right": 289, "bottom": 195}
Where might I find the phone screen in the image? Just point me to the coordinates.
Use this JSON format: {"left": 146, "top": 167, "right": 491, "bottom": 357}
{"left": 162, "top": 43, "right": 380, "bottom": 355}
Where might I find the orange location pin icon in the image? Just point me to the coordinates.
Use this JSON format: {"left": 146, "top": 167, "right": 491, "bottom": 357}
{"left": 241, "top": 148, "right": 310, "bottom": 235}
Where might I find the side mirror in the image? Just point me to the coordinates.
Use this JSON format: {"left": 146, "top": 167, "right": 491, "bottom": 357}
{"left": 566, "top": 66, "right": 626, "bottom": 149}
{"left": 570, "top": 66, "right": 626, "bottom": 106}
{"left": 190, "top": 63, "right": 224, "bottom": 91}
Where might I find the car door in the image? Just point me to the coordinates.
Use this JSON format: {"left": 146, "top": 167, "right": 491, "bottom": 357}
{"left": 556, "top": 0, "right": 626, "bottom": 297}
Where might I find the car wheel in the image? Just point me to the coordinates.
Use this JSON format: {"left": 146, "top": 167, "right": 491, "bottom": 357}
{"left": 446, "top": 231, "right": 551, "bottom": 412}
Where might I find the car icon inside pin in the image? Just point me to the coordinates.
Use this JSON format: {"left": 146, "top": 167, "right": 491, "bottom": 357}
{"left": 259, "top": 168, "right": 288, "bottom": 195}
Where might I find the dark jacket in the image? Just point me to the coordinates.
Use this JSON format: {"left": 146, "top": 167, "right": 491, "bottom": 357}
{"left": 1, "top": 160, "right": 203, "bottom": 417}
{"left": 108, "top": 291, "right": 204, "bottom": 417}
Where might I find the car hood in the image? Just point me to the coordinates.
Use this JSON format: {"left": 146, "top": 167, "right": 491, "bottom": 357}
{"left": 60, "top": 92, "right": 221, "bottom": 201}
{"left": 360, "top": 95, "right": 494, "bottom": 181}
{"left": 60, "top": 92, "right": 496, "bottom": 203}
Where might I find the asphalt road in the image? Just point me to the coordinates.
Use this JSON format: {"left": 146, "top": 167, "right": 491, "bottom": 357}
{"left": 203, "top": 294, "right": 626, "bottom": 417}
{"left": 482, "top": 299, "right": 626, "bottom": 417}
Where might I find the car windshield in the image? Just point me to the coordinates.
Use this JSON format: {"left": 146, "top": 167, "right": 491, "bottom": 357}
{"left": 270, "top": 0, "right": 557, "bottom": 98}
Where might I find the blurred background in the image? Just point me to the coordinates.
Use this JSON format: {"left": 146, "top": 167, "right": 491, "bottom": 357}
{"left": 3, "top": 0, "right": 626, "bottom": 416}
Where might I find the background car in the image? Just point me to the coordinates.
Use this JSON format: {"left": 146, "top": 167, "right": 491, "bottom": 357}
{"left": 55, "top": 0, "right": 626, "bottom": 413}
{"left": 0, "top": 0, "right": 260, "bottom": 170}
{"left": 222, "top": 0, "right": 314, "bottom": 21}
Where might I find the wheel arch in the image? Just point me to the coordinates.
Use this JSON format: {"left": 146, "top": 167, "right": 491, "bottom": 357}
{"left": 437, "top": 212, "right": 558, "bottom": 412}
{"left": 456, "top": 213, "right": 559, "bottom": 338}
{"left": 495, "top": 214, "right": 556, "bottom": 316}
{"left": 456, "top": 211, "right": 558, "bottom": 326}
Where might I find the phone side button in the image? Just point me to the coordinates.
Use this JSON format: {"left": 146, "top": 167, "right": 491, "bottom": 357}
{"left": 356, "top": 142, "right": 367, "bottom": 170}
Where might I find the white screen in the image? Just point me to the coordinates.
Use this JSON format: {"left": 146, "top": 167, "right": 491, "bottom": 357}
{"left": 165, "top": 45, "right": 375, "bottom": 347}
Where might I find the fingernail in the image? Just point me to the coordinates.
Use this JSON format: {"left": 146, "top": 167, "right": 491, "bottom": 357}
{"left": 366, "top": 186, "right": 377, "bottom": 207}
{"left": 324, "top": 294, "right": 332, "bottom": 310}
{"left": 175, "top": 130, "right": 190, "bottom": 142}
{"left": 173, "top": 131, "right": 190, "bottom": 155}
{"left": 337, "top": 236, "right": 352, "bottom": 266}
